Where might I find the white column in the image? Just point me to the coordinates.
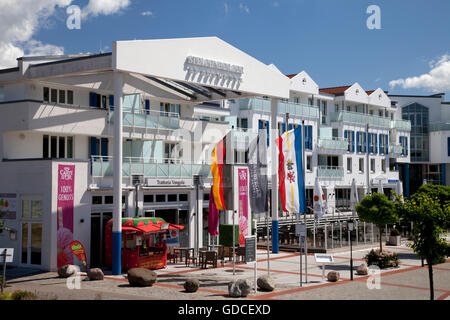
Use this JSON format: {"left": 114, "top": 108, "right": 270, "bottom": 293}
{"left": 270, "top": 98, "right": 279, "bottom": 253}
{"left": 112, "top": 71, "right": 123, "bottom": 275}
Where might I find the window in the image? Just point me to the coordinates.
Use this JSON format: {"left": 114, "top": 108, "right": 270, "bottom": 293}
{"left": 168, "top": 194, "right": 177, "bottom": 202}
{"left": 105, "top": 196, "right": 113, "bottom": 204}
{"left": 43, "top": 87, "right": 49, "bottom": 102}
{"left": 51, "top": 89, "right": 57, "bottom": 103}
{"left": 156, "top": 194, "right": 166, "bottom": 202}
{"left": 359, "top": 158, "right": 364, "bottom": 172}
{"left": 92, "top": 196, "right": 102, "bottom": 205}
{"left": 67, "top": 90, "right": 74, "bottom": 105}
{"left": 59, "top": 90, "right": 65, "bottom": 104}
{"left": 370, "top": 159, "right": 375, "bottom": 173}
{"left": 179, "top": 194, "right": 188, "bottom": 202}
{"left": 347, "top": 158, "right": 352, "bottom": 172}
{"left": 144, "top": 195, "right": 154, "bottom": 203}
{"left": 381, "top": 159, "right": 386, "bottom": 173}
{"left": 44, "top": 135, "right": 73, "bottom": 159}
{"left": 306, "top": 156, "right": 312, "bottom": 171}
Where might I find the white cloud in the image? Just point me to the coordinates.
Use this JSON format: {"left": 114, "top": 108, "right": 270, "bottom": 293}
{"left": 141, "top": 11, "right": 153, "bottom": 16}
{"left": 82, "top": 0, "right": 131, "bottom": 19}
{"left": 224, "top": 3, "right": 229, "bottom": 15}
{"left": 389, "top": 54, "right": 450, "bottom": 92}
{"left": 239, "top": 3, "right": 250, "bottom": 14}
{"left": 0, "top": 0, "right": 132, "bottom": 69}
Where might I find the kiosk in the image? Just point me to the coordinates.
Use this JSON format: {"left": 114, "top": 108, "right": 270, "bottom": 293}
{"left": 105, "top": 217, "right": 184, "bottom": 271}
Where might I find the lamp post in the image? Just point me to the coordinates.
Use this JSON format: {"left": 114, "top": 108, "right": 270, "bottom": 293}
{"left": 193, "top": 175, "right": 201, "bottom": 257}
{"left": 348, "top": 219, "right": 354, "bottom": 280}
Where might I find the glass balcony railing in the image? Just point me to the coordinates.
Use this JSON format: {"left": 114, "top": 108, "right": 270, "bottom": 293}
{"left": 230, "top": 128, "right": 258, "bottom": 144}
{"left": 329, "top": 111, "right": 391, "bottom": 128}
{"left": 389, "top": 145, "right": 404, "bottom": 155}
{"left": 429, "top": 122, "right": 450, "bottom": 132}
{"left": 109, "top": 110, "right": 180, "bottom": 130}
{"left": 318, "top": 137, "right": 348, "bottom": 150}
{"left": 91, "top": 156, "right": 212, "bottom": 178}
{"left": 317, "top": 166, "right": 344, "bottom": 178}
{"left": 390, "top": 120, "right": 412, "bottom": 132}
{"left": 239, "top": 98, "right": 319, "bottom": 119}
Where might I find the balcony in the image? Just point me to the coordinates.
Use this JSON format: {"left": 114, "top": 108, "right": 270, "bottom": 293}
{"left": 91, "top": 156, "right": 212, "bottom": 179}
{"left": 230, "top": 128, "right": 258, "bottom": 150}
{"left": 390, "top": 120, "right": 411, "bottom": 132}
{"left": 317, "top": 137, "right": 349, "bottom": 151}
{"left": 389, "top": 145, "right": 404, "bottom": 156}
{"left": 329, "top": 111, "right": 391, "bottom": 128}
{"left": 109, "top": 110, "right": 180, "bottom": 131}
{"left": 239, "top": 97, "right": 319, "bottom": 119}
{"left": 317, "top": 166, "right": 344, "bottom": 179}
{"left": 429, "top": 122, "right": 450, "bottom": 132}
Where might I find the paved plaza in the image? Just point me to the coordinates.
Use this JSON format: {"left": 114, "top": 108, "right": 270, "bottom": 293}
{"left": 3, "top": 242, "right": 449, "bottom": 300}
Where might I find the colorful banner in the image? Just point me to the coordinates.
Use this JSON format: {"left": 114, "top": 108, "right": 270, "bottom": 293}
{"left": 248, "top": 130, "right": 268, "bottom": 216}
{"left": 0, "top": 194, "right": 17, "bottom": 220}
{"left": 208, "top": 186, "right": 219, "bottom": 236}
{"left": 238, "top": 168, "right": 249, "bottom": 246}
{"left": 57, "top": 164, "right": 75, "bottom": 268}
{"left": 69, "top": 240, "right": 87, "bottom": 267}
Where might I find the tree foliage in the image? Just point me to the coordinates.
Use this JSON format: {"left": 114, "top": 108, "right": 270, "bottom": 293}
{"left": 356, "top": 193, "right": 399, "bottom": 251}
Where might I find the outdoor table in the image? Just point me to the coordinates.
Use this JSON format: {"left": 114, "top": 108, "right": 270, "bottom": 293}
{"left": 199, "top": 250, "right": 217, "bottom": 269}
{"left": 207, "top": 244, "right": 223, "bottom": 252}
{"left": 174, "top": 247, "right": 195, "bottom": 267}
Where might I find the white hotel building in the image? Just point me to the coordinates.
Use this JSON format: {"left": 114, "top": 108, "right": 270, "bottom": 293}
{"left": 0, "top": 37, "right": 415, "bottom": 271}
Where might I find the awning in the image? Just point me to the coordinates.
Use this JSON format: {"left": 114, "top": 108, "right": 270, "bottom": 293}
{"left": 121, "top": 217, "right": 184, "bottom": 233}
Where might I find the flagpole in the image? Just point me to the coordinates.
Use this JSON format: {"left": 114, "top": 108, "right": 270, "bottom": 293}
{"left": 302, "top": 119, "right": 308, "bottom": 284}
{"left": 270, "top": 98, "right": 279, "bottom": 254}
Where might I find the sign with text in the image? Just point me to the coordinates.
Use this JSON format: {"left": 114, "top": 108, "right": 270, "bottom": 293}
{"left": 69, "top": 241, "right": 87, "bottom": 267}
{"left": 0, "top": 248, "right": 13, "bottom": 263}
{"left": 314, "top": 254, "right": 334, "bottom": 264}
{"left": 295, "top": 223, "right": 307, "bottom": 237}
{"left": 57, "top": 164, "right": 75, "bottom": 268}
{"left": 245, "top": 236, "right": 256, "bottom": 263}
{"left": 238, "top": 168, "right": 249, "bottom": 246}
{"left": 0, "top": 194, "right": 17, "bottom": 220}
{"left": 165, "top": 229, "right": 180, "bottom": 247}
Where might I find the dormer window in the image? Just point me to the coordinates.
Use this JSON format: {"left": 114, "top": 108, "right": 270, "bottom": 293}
{"left": 302, "top": 78, "right": 307, "bottom": 85}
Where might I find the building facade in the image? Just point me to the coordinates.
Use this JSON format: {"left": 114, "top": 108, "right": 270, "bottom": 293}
{"left": 389, "top": 93, "right": 450, "bottom": 196}
{"left": 0, "top": 37, "right": 432, "bottom": 272}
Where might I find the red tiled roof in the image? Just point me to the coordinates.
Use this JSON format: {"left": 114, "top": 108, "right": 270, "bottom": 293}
{"left": 319, "top": 86, "right": 352, "bottom": 95}
{"left": 286, "top": 74, "right": 297, "bottom": 79}
{"left": 319, "top": 86, "right": 375, "bottom": 95}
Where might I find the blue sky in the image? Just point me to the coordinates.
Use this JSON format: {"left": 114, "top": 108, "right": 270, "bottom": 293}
{"left": 5, "top": 0, "right": 450, "bottom": 98}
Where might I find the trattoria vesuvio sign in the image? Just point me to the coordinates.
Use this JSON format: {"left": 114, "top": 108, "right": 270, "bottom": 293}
{"left": 57, "top": 165, "right": 75, "bottom": 268}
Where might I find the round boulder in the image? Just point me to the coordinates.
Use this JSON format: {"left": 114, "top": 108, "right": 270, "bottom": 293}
{"left": 327, "top": 271, "right": 340, "bottom": 282}
{"left": 257, "top": 275, "right": 276, "bottom": 292}
{"left": 184, "top": 278, "right": 200, "bottom": 293}
{"left": 356, "top": 263, "right": 369, "bottom": 275}
{"left": 127, "top": 268, "right": 157, "bottom": 287}
{"left": 58, "top": 265, "right": 78, "bottom": 278}
{"left": 228, "top": 279, "right": 251, "bottom": 298}
{"left": 88, "top": 268, "right": 104, "bottom": 281}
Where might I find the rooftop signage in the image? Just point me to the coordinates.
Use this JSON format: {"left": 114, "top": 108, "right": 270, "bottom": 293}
{"left": 185, "top": 55, "right": 244, "bottom": 82}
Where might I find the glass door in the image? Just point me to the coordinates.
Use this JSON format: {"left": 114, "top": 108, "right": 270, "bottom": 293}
{"left": 90, "top": 212, "right": 113, "bottom": 268}
{"left": 21, "top": 199, "right": 43, "bottom": 266}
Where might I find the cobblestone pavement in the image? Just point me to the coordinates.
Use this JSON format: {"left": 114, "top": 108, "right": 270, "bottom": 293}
{"left": 3, "top": 243, "right": 449, "bottom": 300}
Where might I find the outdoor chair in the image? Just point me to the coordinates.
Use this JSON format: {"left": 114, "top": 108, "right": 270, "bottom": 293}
{"left": 167, "top": 246, "right": 180, "bottom": 263}
{"left": 201, "top": 251, "right": 218, "bottom": 269}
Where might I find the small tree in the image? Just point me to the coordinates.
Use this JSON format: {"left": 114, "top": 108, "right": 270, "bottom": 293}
{"left": 394, "top": 192, "right": 450, "bottom": 300}
{"left": 356, "top": 193, "right": 398, "bottom": 252}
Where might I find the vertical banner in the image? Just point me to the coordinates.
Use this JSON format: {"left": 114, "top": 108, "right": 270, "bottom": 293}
{"left": 57, "top": 165, "right": 75, "bottom": 268}
{"left": 238, "top": 168, "right": 249, "bottom": 246}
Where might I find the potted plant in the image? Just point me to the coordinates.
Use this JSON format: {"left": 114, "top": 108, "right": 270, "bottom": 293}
{"left": 389, "top": 228, "right": 401, "bottom": 246}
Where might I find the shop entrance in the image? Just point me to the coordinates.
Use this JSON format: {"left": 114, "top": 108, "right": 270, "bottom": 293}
{"left": 90, "top": 212, "right": 112, "bottom": 268}
{"left": 146, "top": 209, "right": 189, "bottom": 247}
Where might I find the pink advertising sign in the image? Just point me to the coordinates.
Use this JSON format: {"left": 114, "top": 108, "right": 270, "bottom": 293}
{"left": 238, "top": 168, "right": 249, "bottom": 246}
{"left": 57, "top": 165, "right": 75, "bottom": 268}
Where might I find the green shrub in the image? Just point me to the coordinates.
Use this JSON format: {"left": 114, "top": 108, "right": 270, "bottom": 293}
{"left": 390, "top": 229, "right": 400, "bottom": 236}
{"left": 219, "top": 224, "right": 239, "bottom": 247}
{"left": 0, "top": 292, "right": 13, "bottom": 300}
{"left": 11, "top": 290, "right": 36, "bottom": 300}
{"left": 365, "top": 249, "right": 399, "bottom": 269}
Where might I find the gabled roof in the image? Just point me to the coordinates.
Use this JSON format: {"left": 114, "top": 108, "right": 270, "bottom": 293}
{"left": 319, "top": 85, "right": 376, "bottom": 96}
